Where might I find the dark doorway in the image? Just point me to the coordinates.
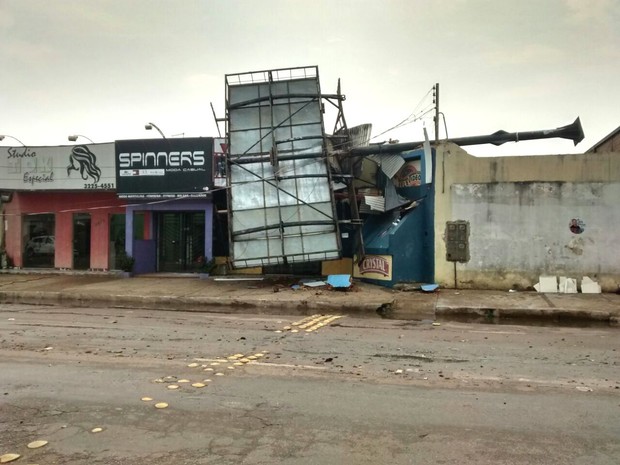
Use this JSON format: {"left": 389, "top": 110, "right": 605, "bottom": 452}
{"left": 157, "top": 212, "right": 205, "bottom": 272}
{"left": 109, "top": 214, "right": 126, "bottom": 270}
{"left": 73, "top": 213, "right": 91, "bottom": 270}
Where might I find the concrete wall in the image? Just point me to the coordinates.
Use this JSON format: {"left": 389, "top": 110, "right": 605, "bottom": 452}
{"left": 434, "top": 143, "right": 620, "bottom": 291}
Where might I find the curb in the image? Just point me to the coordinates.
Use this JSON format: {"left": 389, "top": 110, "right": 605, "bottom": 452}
{"left": 0, "top": 291, "right": 391, "bottom": 317}
{"left": 1, "top": 290, "right": 618, "bottom": 326}
{"left": 436, "top": 305, "right": 618, "bottom": 326}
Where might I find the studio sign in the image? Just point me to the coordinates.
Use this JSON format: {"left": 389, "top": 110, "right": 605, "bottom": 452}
{"left": 118, "top": 150, "right": 205, "bottom": 168}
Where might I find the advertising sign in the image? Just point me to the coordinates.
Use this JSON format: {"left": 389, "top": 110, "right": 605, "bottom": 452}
{"left": 1, "top": 143, "right": 116, "bottom": 191}
{"left": 353, "top": 254, "right": 393, "bottom": 281}
{"left": 115, "top": 137, "right": 213, "bottom": 199}
{"left": 394, "top": 159, "right": 422, "bottom": 188}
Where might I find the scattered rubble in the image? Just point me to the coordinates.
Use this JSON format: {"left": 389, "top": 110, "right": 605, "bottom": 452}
{"left": 534, "top": 275, "right": 602, "bottom": 294}
{"left": 581, "top": 276, "right": 602, "bottom": 294}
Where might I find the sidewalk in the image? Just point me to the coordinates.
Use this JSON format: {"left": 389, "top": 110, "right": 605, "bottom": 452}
{"left": 0, "top": 270, "right": 618, "bottom": 326}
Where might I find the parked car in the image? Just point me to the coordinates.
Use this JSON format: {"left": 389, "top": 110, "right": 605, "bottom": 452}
{"left": 25, "top": 235, "right": 55, "bottom": 256}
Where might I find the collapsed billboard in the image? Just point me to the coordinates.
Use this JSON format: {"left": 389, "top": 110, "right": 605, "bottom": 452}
{"left": 226, "top": 66, "right": 341, "bottom": 268}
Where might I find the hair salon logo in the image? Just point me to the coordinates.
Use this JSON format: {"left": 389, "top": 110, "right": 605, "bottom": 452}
{"left": 67, "top": 145, "right": 102, "bottom": 183}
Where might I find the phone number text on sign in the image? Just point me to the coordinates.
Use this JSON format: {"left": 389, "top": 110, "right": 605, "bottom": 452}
{"left": 84, "top": 183, "right": 115, "bottom": 189}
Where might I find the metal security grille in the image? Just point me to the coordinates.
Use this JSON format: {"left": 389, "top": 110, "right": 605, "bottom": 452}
{"left": 158, "top": 212, "right": 205, "bottom": 272}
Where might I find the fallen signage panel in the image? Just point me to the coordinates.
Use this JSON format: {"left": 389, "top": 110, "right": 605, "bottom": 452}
{"left": 225, "top": 66, "right": 340, "bottom": 268}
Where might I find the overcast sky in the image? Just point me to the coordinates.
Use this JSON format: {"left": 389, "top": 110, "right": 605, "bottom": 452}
{"left": 1, "top": 0, "right": 618, "bottom": 156}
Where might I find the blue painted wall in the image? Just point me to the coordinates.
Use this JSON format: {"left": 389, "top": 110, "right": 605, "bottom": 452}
{"left": 360, "top": 148, "right": 435, "bottom": 287}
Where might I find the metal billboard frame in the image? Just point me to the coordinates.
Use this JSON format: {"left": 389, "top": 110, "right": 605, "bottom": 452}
{"left": 225, "top": 66, "right": 342, "bottom": 268}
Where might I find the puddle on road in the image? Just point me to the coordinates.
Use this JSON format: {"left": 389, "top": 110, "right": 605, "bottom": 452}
{"left": 436, "top": 314, "right": 615, "bottom": 328}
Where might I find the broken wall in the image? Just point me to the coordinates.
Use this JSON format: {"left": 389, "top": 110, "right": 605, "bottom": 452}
{"left": 434, "top": 143, "right": 620, "bottom": 291}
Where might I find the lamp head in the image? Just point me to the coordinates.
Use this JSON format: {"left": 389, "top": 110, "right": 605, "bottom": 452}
{"left": 0, "top": 134, "right": 26, "bottom": 146}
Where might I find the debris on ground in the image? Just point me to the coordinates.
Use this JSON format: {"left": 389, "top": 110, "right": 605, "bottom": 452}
{"left": 576, "top": 386, "right": 593, "bottom": 392}
{"left": 393, "top": 283, "right": 422, "bottom": 292}
{"left": 581, "top": 276, "right": 602, "bottom": 294}
{"left": 421, "top": 284, "right": 439, "bottom": 292}
{"left": 300, "top": 279, "right": 327, "bottom": 288}
{"left": 27, "top": 440, "right": 48, "bottom": 449}
{"left": 326, "top": 274, "right": 352, "bottom": 289}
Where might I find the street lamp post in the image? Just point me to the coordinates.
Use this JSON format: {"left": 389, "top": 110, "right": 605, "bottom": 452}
{"left": 68, "top": 134, "right": 95, "bottom": 144}
{"left": 145, "top": 122, "right": 166, "bottom": 139}
{"left": 0, "top": 135, "right": 26, "bottom": 146}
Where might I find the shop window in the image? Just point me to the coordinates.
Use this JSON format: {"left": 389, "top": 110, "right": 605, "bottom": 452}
{"left": 133, "top": 213, "right": 145, "bottom": 240}
{"left": 23, "top": 214, "right": 55, "bottom": 268}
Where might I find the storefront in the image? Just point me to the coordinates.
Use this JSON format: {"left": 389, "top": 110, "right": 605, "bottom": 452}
{"left": 1, "top": 143, "right": 125, "bottom": 270}
{"left": 115, "top": 137, "right": 217, "bottom": 274}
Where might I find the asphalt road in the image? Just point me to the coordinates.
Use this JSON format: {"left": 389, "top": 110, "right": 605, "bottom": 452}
{"left": 1, "top": 303, "right": 619, "bottom": 464}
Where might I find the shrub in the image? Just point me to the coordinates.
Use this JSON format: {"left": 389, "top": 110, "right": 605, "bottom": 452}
{"left": 117, "top": 251, "right": 135, "bottom": 272}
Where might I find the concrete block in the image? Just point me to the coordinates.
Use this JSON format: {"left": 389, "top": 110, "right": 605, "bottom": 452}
{"left": 559, "top": 277, "right": 578, "bottom": 293}
{"left": 538, "top": 276, "right": 558, "bottom": 293}
{"left": 581, "top": 276, "right": 601, "bottom": 294}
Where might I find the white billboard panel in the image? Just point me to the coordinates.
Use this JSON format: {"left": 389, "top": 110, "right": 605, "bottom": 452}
{"left": 226, "top": 66, "right": 341, "bottom": 268}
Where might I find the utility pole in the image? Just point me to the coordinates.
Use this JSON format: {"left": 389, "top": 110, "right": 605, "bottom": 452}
{"left": 433, "top": 83, "right": 439, "bottom": 143}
